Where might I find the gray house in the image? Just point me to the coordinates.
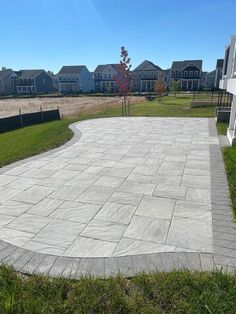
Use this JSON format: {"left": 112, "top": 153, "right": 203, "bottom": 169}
{"left": 12, "top": 69, "right": 54, "bottom": 95}
{"left": 0, "top": 69, "right": 16, "bottom": 95}
{"left": 170, "top": 60, "right": 202, "bottom": 90}
{"left": 205, "top": 70, "right": 216, "bottom": 89}
{"left": 132, "top": 60, "right": 164, "bottom": 92}
{"left": 58, "top": 66, "right": 94, "bottom": 94}
{"left": 215, "top": 59, "right": 224, "bottom": 88}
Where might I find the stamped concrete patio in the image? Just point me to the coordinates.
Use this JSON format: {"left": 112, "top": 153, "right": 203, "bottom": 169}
{"left": 0, "top": 117, "right": 235, "bottom": 278}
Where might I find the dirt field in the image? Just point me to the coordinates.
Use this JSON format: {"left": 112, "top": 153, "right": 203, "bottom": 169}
{"left": 0, "top": 96, "right": 144, "bottom": 118}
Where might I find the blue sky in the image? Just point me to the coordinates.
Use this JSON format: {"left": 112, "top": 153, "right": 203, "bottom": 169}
{"left": 0, "top": 0, "right": 235, "bottom": 73}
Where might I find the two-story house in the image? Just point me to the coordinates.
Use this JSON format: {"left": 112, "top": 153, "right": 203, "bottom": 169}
{"left": 220, "top": 35, "right": 236, "bottom": 145}
{"left": 12, "top": 69, "right": 54, "bottom": 95}
{"left": 58, "top": 66, "right": 94, "bottom": 94}
{"left": 170, "top": 60, "right": 202, "bottom": 90}
{"left": 0, "top": 69, "right": 16, "bottom": 96}
{"left": 215, "top": 59, "right": 224, "bottom": 88}
{"left": 93, "top": 64, "right": 121, "bottom": 93}
{"left": 132, "top": 60, "right": 164, "bottom": 92}
{"left": 205, "top": 70, "right": 217, "bottom": 89}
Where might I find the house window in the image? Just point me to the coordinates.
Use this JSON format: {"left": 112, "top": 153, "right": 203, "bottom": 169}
{"left": 194, "top": 71, "right": 199, "bottom": 77}
{"left": 184, "top": 71, "right": 187, "bottom": 77}
{"left": 189, "top": 71, "right": 193, "bottom": 77}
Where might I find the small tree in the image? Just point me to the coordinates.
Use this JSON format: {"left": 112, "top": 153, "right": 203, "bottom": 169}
{"left": 114, "top": 46, "right": 132, "bottom": 116}
{"left": 155, "top": 76, "right": 167, "bottom": 102}
{"left": 171, "top": 80, "right": 181, "bottom": 97}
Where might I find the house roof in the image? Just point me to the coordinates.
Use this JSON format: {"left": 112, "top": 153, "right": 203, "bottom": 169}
{"left": 0, "top": 69, "right": 13, "bottom": 79}
{"left": 206, "top": 70, "right": 216, "bottom": 77}
{"left": 17, "top": 70, "right": 45, "bottom": 79}
{"left": 171, "top": 60, "right": 202, "bottom": 70}
{"left": 133, "top": 60, "right": 163, "bottom": 72}
{"left": 94, "top": 64, "right": 121, "bottom": 73}
{"left": 216, "top": 59, "right": 224, "bottom": 68}
{"left": 58, "top": 66, "right": 87, "bottom": 75}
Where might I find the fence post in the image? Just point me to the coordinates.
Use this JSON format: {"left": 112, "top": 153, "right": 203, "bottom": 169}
{"left": 40, "top": 106, "right": 44, "bottom": 123}
{"left": 57, "top": 106, "right": 61, "bottom": 119}
{"left": 19, "top": 109, "right": 23, "bottom": 128}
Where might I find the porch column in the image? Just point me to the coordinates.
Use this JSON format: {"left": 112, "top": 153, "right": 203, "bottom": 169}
{"left": 229, "top": 95, "right": 236, "bottom": 131}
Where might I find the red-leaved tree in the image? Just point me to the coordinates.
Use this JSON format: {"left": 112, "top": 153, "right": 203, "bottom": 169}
{"left": 114, "top": 46, "right": 132, "bottom": 116}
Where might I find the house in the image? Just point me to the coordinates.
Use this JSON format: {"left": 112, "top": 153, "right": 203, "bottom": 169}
{"left": 201, "top": 71, "right": 207, "bottom": 89}
{"left": 58, "top": 66, "right": 94, "bottom": 94}
{"left": 0, "top": 69, "right": 16, "bottom": 95}
{"left": 215, "top": 59, "right": 224, "bottom": 88}
{"left": 48, "top": 71, "right": 59, "bottom": 91}
{"left": 93, "top": 64, "right": 121, "bottom": 93}
{"left": 132, "top": 60, "right": 164, "bottom": 92}
{"left": 12, "top": 69, "right": 54, "bottom": 95}
{"left": 219, "top": 35, "right": 236, "bottom": 145}
{"left": 205, "top": 70, "right": 216, "bottom": 89}
{"left": 170, "top": 60, "right": 202, "bottom": 90}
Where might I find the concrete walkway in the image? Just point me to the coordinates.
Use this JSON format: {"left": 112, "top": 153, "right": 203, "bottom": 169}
{"left": 0, "top": 117, "right": 235, "bottom": 278}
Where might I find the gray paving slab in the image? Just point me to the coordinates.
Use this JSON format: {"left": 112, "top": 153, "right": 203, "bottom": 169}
{"left": 0, "top": 118, "right": 234, "bottom": 278}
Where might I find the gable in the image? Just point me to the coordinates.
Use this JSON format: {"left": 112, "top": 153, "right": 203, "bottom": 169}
{"left": 134, "top": 60, "right": 162, "bottom": 72}
{"left": 182, "top": 64, "right": 201, "bottom": 71}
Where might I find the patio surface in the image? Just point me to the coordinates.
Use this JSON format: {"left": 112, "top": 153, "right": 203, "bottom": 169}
{"left": 0, "top": 117, "right": 235, "bottom": 278}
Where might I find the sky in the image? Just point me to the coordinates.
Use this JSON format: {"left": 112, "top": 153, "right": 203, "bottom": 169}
{"left": 0, "top": 0, "right": 235, "bottom": 73}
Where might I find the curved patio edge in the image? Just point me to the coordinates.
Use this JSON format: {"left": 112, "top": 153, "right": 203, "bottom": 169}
{"left": 0, "top": 240, "right": 216, "bottom": 278}
{"left": 0, "top": 118, "right": 236, "bottom": 278}
{"left": 0, "top": 121, "right": 82, "bottom": 176}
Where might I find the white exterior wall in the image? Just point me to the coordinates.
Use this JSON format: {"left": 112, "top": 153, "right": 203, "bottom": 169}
{"left": 220, "top": 35, "right": 236, "bottom": 145}
{"left": 58, "top": 74, "right": 80, "bottom": 93}
{"left": 102, "top": 65, "right": 117, "bottom": 80}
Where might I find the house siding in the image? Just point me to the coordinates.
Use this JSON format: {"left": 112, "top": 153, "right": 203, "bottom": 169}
{"left": 35, "top": 71, "right": 54, "bottom": 93}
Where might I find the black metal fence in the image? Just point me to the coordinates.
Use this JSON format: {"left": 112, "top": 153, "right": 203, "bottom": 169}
{"left": 0, "top": 108, "right": 61, "bottom": 134}
{"left": 216, "top": 90, "right": 233, "bottom": 111}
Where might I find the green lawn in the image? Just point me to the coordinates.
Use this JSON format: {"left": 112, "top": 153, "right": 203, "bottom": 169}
{"left": 224, "top": 145, "right": 236, "bottom": 217}
{"left": 217, "top": 123, "right": 236, "bottom": 217}
{"left": 0, "top": 120, "right": 73, "bottom": 168}
{"left": 91, "top": 95, "right": 216, "bottom": 118}
{"left": 0, "top": 266, "right": 236, "bottom": 313}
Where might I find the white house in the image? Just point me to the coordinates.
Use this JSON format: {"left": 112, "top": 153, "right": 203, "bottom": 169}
{"left": 58, "top": 66, "right": 94, "bottom": 94}
{"left": 220, "top": 35, "right": 236, "bottom": 145}
{"left": 94, "top": 64, "right": 121, "bottom": 93}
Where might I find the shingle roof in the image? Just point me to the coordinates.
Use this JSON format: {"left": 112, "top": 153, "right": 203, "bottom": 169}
{"left": 58, "top": 66, "right": 87, "bottom": 75}
{"left": 94, "top": 64, "right": 121, "bottom": 73}
{"left": 171, "top": 60, "right": 202, "bottom": 70}
{"left": 216, "top": 59, "right": 224, "bottom": 68}
{"left": 0, "top": 69, "right": 13, "bottom": 79}
{"left": 133, "top": 60, "right": 163, "bottom": 71}
{"left": 18, "top": 70, "right": 44, "bottom": 79}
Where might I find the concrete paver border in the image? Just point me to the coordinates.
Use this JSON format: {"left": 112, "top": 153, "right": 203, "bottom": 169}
{"left": 0, "top": 118, "right": 235, "bottom": 278}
